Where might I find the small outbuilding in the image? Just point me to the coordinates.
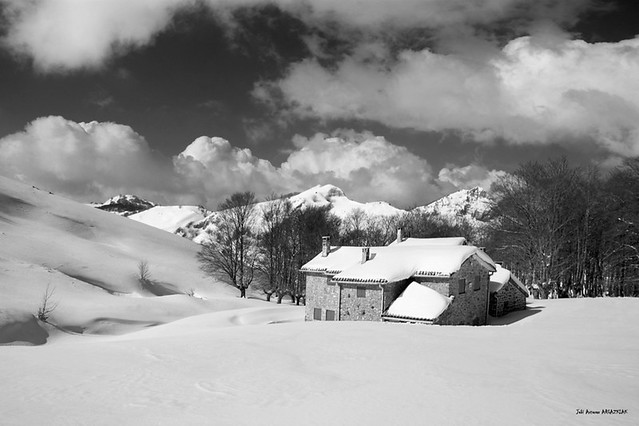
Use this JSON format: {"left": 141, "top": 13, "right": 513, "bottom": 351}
{"left": 489, "top": 264, "right": 528, "bottom": 317}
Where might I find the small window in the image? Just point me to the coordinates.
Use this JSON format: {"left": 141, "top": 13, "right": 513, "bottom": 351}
{"left": 357, "top": 286, "right": 366, "bottom": 297}
{"left": 473, "top": 275, "right": 481, "bottom": 291}
{"left": 326, "top": 310, "right": 335, "bottom": 321}
{"left": 458, "top": 278, "right": 466, "bottom": 294}
{"left": 313, "top": 308, "right": 321, "bottom": 320}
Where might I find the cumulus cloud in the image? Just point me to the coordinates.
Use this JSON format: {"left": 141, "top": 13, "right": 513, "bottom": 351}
{"left": 173, "top": 136, "right": 290, "bottom": 206}
{"left": 0, "top": 117, "right": 475, "bottom": 207}
{"left": 438, "top": 164, "right": 507, "bottom": 191}
{"left": 0, "top": 0, "right": 593, "bottom": 71}
{"left": 0, "top": 116, "right": 181, "bottom": 202}
{"left": 265, "top": 34, "right": 639, "bottom": 156}
{"left": 281, "top": 130, "right": 442, "bottom": 206}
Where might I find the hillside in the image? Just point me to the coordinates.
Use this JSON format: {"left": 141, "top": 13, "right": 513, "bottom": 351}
{"left": 414, "top": 186, "right": 492, "bottom": 226}
{"left": 0, "top": 175, "right": 261, "bottom": 338}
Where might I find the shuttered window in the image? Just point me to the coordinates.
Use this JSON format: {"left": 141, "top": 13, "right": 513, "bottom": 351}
{"left": 357, "top": 286, "right": 366, "bottom": 297}
{"left": 458, "top": 278, "right": 466, "bottom": 294}
{"left": 326, "top": 310, "right": 335, "bottom": 321}
{"left": 313, "top": 308, "right": 321, "bottom": 320}
{"left": 473, "top": 275, "right": 481, "bottom": 291}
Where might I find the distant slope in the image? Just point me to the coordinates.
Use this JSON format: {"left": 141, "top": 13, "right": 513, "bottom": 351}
{"left": 129, "top": 205, "right": 210, "bottom": 233}
{"left": 94, "top": 184, "right": 493, "bottom": 243}
{"left": 90, "top": 194, "right": 156, "bottom": 216}
{"left": 0, "top": 175, "right": 244, "bottom": 340}
{"left": 414, "top": 187, "right": 492, "bottom": 227}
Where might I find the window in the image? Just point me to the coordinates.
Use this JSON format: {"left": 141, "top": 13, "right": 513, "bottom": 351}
{"left": 357, "top": 286, "right": 366, "bottom": 297}
{"left": 458, "top": 278, "right": 466, "bottom": 294}
{"left": 313, "top": 308, "right": 321, "bottom": 320}
{"left": 473, "top": 275, "right": 481, "bottom": 291}
{"left": 326, "top": 310, "right": 335, "bottom": 321}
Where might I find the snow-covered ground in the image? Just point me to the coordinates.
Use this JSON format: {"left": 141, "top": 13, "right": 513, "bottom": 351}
{"left": 1, "top": 176, "right": 637, "bottom": 425}
{"left": 1, "top": 299, "right": 637, "bottom": 425}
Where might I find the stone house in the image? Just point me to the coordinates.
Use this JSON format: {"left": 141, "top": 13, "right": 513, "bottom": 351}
{"left": 489, "top": 264, "right": 528, "bottom": 317}
{"left": 301, "top": 235, "right": 497, "bottom": 325}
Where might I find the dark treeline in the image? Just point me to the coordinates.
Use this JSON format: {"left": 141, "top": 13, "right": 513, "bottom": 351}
{"left": 198, "top": 157, "right": 639, "bottom": 301}
{"left": 487, "top": 157, "right": 639, "bottom": 299}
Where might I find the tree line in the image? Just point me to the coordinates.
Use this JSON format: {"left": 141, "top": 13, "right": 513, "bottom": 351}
{"left": 487, "top": 157, "right": 639, "bottom": 298}
{"left": 198, "top": 157, "right": 639, "bottom": 301}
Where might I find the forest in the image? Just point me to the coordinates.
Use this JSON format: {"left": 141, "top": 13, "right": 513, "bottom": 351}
{"left": 198, "top": 157, "right": 639, "bottom": 301}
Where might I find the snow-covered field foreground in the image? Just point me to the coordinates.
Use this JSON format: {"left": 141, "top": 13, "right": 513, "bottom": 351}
{"left": 0, "top": 298, "right": 637, "bottom": 425}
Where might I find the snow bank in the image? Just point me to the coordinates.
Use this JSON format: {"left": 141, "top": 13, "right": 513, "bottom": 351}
{"left": 386, "top": 282, "right": 451, "bottom": 320}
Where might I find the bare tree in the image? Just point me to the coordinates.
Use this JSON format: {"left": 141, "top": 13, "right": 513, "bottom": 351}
{"left": 36, "top": 283, "right": 58, "bottom": 322}
{"left": 198, "top": 192, "right": 258, "bottom": 298}
{"left": 138, "top": 260, "right": 151, "bottom": 284}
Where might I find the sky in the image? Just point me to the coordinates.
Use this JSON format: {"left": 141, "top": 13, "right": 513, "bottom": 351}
{"left": 0, "top": 0, "right": 638, "bottom": 209}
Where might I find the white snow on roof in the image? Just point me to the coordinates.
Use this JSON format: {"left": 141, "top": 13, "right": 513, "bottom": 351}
{"left": 490, "top": 264, "right": 511, "bottom": 292}
{"left": 490, "top": 264, "right": 529, "bottom": 296}
{"left": 386, "top": 281, "right": 452, "bottom": 320}
{"left": 302, "top": 244, "right": 496, "bottom": 283}
{"left": 299, "top": 246, "right": 365, "bottom": 274}
{"left": 390, "top": 237, "right": 467, "bottom": 246}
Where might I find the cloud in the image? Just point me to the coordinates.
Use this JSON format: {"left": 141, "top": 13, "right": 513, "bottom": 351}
{"left": 173, "top": 136, "right": 289, "bottom": 207}
{"left": 281, "top": 130, "right": 443, "bottom": 206}
{"left": 0, "top": 116, "right": 197, "bottom": 204}
{"left": 0, "top": 117, "right": 474, "bottom": 208}
{"left": 0, "top": 0, "right": 594, "bottom": 71}
{"left": 1, "top": 0, "right": 188, "bottom": 71}
{"left": 265, "top": 34, "right": 639, "bottom": 156}
{"left": 438, "top": 164, "right": 507, "bottom": 191}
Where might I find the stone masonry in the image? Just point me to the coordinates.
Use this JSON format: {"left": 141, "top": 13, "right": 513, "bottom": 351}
{"left": 489, "top": 280, "right": 527, "bottom": 317}
{"left": 436, "top": 256, "right": 490, "bottom": 325}
{"left": 339, "top": 284, "right": 383, "bottom": 321}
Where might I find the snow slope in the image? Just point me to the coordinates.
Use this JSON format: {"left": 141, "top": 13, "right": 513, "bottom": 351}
{"left": 129, "top": 205, "right": 210, "bottom": 233}
{"left": 0, "top": 175, "right": 264, "bottom": 338}
{"left": 0, "top": 298, "right": 637, "bottom": 425}
{"left": 415, "top": 186, "right": 492, "bottom": 226}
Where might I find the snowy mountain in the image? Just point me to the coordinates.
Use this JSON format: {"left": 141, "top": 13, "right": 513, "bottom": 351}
{"left": 176, "top": 184, "right": 406, "bottom": 243}
{"left": 91, "top": 194, "right": 156, "bottom": 216}
{"left": 288, "top": 184, "right": 404, "bottom": 218}
{"left": 414, "top": 186, "right": 492, "bottom": 227}
{"left": 94, "top": 184, "right": 492, "bottom": 243}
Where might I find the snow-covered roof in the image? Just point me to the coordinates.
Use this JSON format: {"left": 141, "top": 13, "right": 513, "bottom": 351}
{"left": 489, "top": 264, "right": 529, "bottom": 296}
{"left": 389, "top": 237, "right": 467, "bottom": 246}
{"left": 301, "top": 244, "right": 496, "bottom": 284}
{"left": 298, "top": 246, "right": 365, "bottom": 274}
{"left": 385, "top": 281, "right": 452, "bottom": 320}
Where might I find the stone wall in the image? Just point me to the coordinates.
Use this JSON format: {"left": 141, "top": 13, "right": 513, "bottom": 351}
{"left": 489, "top": 280, "right": 527, "bottom": 317}
{"left": 304, "top": 272, "right": 340, "bottom": 321}
{"left": 436, "top": 256, "right": 490, "bottom": 326}
{"left": 382, "top": 279, "right": 410, "bottom": 312}
{"left": 340, "top": 284, "right": 383, "bottom": 321}
{"left": 413, "top": 277, "right": 450, "bottom": 296}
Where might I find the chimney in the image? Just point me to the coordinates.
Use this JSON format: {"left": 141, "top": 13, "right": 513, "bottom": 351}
{"left": 361, "top": 247, "right": 370, "bottom": 264}
{"left": 321, "top": 236, "right": 330, "bottom": 257}
{"left": 396, "top": 228, "right": 403, "bottom": 244}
